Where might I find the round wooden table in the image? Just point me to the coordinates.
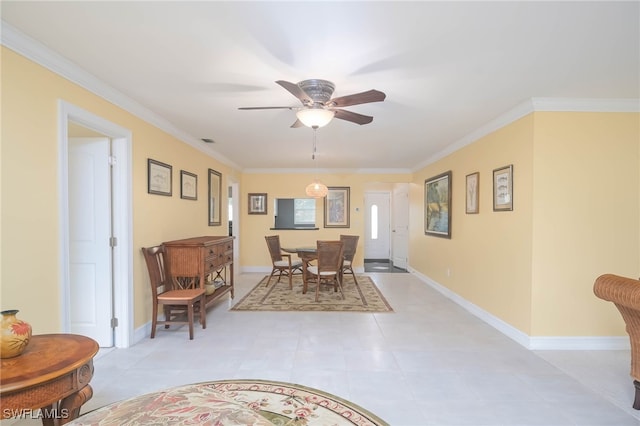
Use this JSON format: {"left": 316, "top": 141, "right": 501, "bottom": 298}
{"left": 0, "top": 333, "right": 99, "bottom": 425}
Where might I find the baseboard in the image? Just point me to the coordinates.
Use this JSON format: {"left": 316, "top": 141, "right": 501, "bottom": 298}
{"left": 408, "top": 267, "right": 630, "bottom": 351}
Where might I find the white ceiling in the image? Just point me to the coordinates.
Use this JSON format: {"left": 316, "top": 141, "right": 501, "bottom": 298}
{"left": 2, "top": 1, "right": 638, "bottom": 172}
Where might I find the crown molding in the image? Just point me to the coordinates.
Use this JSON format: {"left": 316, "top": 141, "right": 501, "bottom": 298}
{"left": 413, "top": 97, "right": 639, "bottom": 172}
{"left": 1, "top": 20, "right": 241, "bottom": 171}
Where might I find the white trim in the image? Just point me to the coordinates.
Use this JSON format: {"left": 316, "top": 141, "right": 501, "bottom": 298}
{"left": 409, "top": 267, "right": 630, "bottom": 351}
{"left": 532, "top": 97, "right": 640, "bottom": 112}
{"left": 2, "top": 20, "right": 240, "bottom": 171}
{"left": 58, "top": 100, "right": 134, "bottom": 348}
{"left": 412, "top": 97, "right": 640, "bottom": 172}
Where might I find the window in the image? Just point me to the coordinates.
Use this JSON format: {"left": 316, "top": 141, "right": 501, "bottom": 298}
{"left": 371, "top": 204, "right": 378, "bottom": 239}
{"left": 294, "top": 198, "right": 315, "bottom": 225}
{"left": 274, "top": 198, "right": 316, "bottom": 229}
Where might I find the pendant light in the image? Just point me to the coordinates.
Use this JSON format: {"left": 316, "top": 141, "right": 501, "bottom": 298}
{"left": 305, "top": 127, "right": 328, "bottom": 198}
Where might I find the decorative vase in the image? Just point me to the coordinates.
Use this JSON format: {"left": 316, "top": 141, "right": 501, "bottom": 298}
{"left": 0, "top": 310, "right": 32, "bottom": 358}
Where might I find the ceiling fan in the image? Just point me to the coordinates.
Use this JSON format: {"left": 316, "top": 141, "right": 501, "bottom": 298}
{"left": 238, "top": 79, "right": 386, "bottom": 128}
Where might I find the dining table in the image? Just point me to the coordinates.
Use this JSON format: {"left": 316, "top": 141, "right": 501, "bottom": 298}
{"left": 282, "top": 246, "right": 345, "bottom": 294}
{"left": 281, "top": 247, "right": 317, "bottom": 293}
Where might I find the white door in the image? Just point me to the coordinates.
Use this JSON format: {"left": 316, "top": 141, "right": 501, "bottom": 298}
{"left": 68, "top": 137, "right": 113, "bottom": 346}
{"left": 392, "top": 184, "right": 409, "bottom": 269}
{"left": 364, "top": 192, "right": 391, "bottom": 260}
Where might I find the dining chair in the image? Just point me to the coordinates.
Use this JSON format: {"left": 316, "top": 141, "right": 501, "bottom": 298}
{"left": 306, "top": 240, "right": 345, "bottom": 302}
{"left": 265, "top": 235, "right": 303, "bottom": 289}
{"left": 142, "top": 246, "right": 206, "bottom": 340}
{"left": 340, "top": 234, "right": 359, "bottom": 285}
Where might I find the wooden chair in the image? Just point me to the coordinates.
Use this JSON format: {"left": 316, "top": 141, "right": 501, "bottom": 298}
{"left": 306, "top": 240, "right": 345, "bottom": 302}
{"left": 340, "top": 234, "right": 360, "bottom": 285}
{"left": 265, "top": 235, "right": 303, "bottom": 289}
{"left": 142, "top": 246, "right": 206, "bottom": 340}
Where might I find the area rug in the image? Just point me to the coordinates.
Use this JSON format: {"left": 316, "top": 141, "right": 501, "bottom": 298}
{"left": 71, "top": 379, "right": 389, "bottom": 426}
{"left": 231, "top": 275, "right": 393, "bottom": 312}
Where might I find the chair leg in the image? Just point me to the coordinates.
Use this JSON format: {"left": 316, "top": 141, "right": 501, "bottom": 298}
{"left": 151, "top": 302, "right": 158, "bottom": 338}
{"left": 350, "top": 268, "right": 358, "bottom": 285}
{"left": 187, "top": 303, "right": 195, "bottom": 340}
{"left": 336, "top": 275, "right": 345, "bottom": 300}
{"left": 288, "top": 267, "right": 293, "bottom": 289}
{"left": 633, "top": 380, "right": 640, "bottom": 409}
{"left": 200, "top": 295, "right": 207, "bottom": 329}
{"left": 315, "top": 276, "right": 321, "bottom": 302}
{"left": 265, "top": 269, "right": 277, "bottom": 287}
{"left": 163, "top": 306, "right": 171, "bottom": 329}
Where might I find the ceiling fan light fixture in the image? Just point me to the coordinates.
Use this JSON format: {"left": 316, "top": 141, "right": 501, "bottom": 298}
{"left": 305, "top": 180, "right": 329, "bottom": 198}
{"left": 296, "top": 108, "right": 335, "bottom": 128}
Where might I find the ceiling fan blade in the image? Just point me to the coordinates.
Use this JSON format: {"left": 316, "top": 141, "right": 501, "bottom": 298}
{"left": 238, "top": 106, "right": 294, "bottom": 110}
{"left": 290, "top": 119, "right": 304, "bottom": 128}
{"left": 275, "top": 80, "right": 312, "bottom": 105}
{"left": 334, "top": 109, "right": 374, "bottom": 125}
{"left": 329, "top": 89, "right": 386, "bottom": 107}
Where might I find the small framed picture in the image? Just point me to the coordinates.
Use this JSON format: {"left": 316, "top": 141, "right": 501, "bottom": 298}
{"left": 493, "top": 165, "right": 513, "bottom": 211}
{"left": 180, "top": 170, "right": 197, "bottom": 200}
{"left": 465, "top": 172, "right": 479, "bottom": 214}
{"left": 324, "top": 187, "right": 350, "bottom": 228}
{"left": 248, "top": 193, "right": 267, "bottom": 215}
{"left": 147, "top": 159, "right": 172, "bottom": 196}
{"left": 425, "top": 171, "right": 452, "bottom": 238}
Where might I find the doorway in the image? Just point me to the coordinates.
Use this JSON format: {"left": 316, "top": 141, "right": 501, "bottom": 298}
{"left": 59, "top": 101, "right": 133, "bottom": 348}
{"left": 364, "top": 187, "right": 409, "bottom": 273}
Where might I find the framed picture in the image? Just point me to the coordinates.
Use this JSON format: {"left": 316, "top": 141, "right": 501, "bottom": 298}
{"left": 147, "top": 158, "right": 172, "bottom": 196}
{"left": 324, "top": 187, "right": 350, "bottom": 228}
{"left": 493, "top": 165, "right": 513, "bottom": 211}
{"left": 180, "top": 170, "right": 197, "bottom": 200}
{"left": 248, "top": 193, "right": 267, "bottom": 215}
{"left": 208, "top": 168, "right": 222, "bottom": 226}
{"left": 425, "top": 171, "right": 452, "bottom": 238}
{"left": 465, "top": 172, "right": 479, "bottom": 214}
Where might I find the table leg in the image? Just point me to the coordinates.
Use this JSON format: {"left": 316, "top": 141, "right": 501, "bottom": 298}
{"left": 58, "top": 385, "right": 93, "bottom": 425}
{"left": 302, "top": 259, "right": 309, "bottom": 294}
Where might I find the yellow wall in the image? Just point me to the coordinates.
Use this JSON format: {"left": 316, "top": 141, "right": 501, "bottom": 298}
{"left": 1, "top": 47, "right": 236, "bottom": 332}
{"left": 410, "top": 116, "right": 535, "bottom": 333}
{"left": 409, "top": 111, "right": 640, "bottom": 337}
{"left": 240, "top": 172, "right": 411, "bottom": 269}
{"left": 530, "top": 112, "right": 639, "bottom": 336}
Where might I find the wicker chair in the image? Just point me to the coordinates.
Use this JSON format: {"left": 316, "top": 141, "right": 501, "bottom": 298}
{"left": 593, "top": 273, "right": 640, "bottom": 409}
{"left": 340, "top": 235, "right": 360, "bottom": 285}
{"left": 264, "top": 235, "right": 303, "bottom": 289}
{"left": 142, "top": 246, "right": 206, "bottom": 340}
{"left": 306, "top": 240, "right": 345, "bottom": 302}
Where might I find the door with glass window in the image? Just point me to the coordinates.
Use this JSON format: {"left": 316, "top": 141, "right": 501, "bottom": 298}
{"left": 364, "top": 192, "right": 391, "bottom": 260}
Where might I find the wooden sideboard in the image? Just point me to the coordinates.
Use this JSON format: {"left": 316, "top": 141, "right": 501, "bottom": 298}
{"left": 163, "top": 236, "right": 234, "bottom": 309}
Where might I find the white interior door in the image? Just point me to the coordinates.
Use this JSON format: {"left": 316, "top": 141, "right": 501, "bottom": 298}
{"left": 364, "top": 192, "right": 391, "bottom": 260}
{"left": 392, "top": 184, "right": 409, "bottom": 269}
{"left": 69, "top": 137, "right": 113, "bottom": 346}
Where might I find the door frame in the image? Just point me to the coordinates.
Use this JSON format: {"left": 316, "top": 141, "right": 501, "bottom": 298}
{"left": 58, "top": 100, "right": 133, "bottom": 348}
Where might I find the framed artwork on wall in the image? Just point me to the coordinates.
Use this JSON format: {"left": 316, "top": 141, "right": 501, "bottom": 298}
{"left": 324, "top": 187, "right": 350, "bottom": 228}
{"left": 248, "top": 193, "right": 267, "bottom": 214}
{"left": 465, "top": 172, "right": 479, "bottom": 214}
{"left": 180, "top": 170, "right": 197, "bottom": 200}
{"left": 147, "top": 158, "right": 172, "bottom": 196}
{"left": 425, "top": 171, "right": 452, "bottom": 238}
{"left": 208, "top": 168, "right": 221, "bottom": 226}
{"left": 493, "top": 165, "right": 513, "bottom": 211}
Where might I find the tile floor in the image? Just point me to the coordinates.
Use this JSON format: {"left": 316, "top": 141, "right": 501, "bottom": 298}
{"left": 4, "top": 272, "right": 640, "bottom": 425}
